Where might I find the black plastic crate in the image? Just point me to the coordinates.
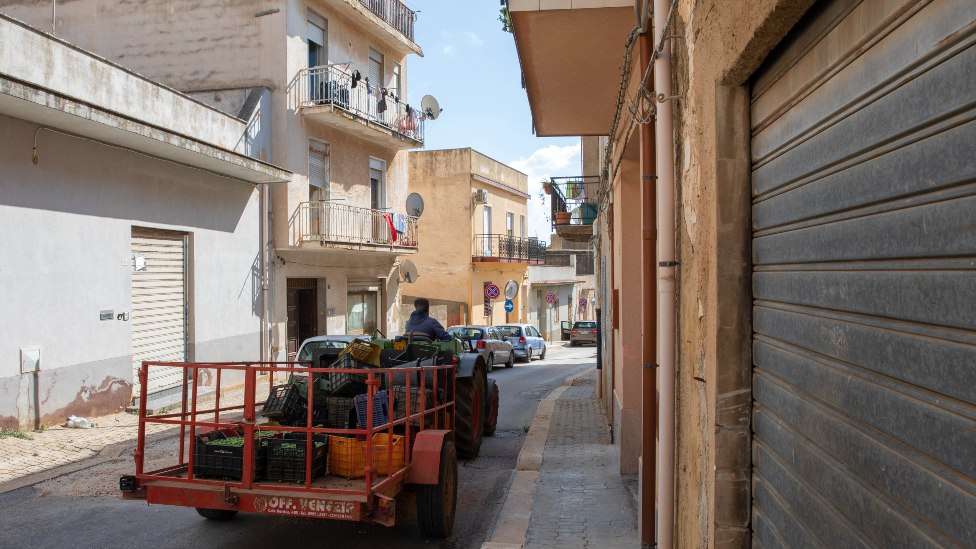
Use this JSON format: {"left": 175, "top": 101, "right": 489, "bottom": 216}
{"left": 266, "top": 432, "right": 328, "bottom": 482}
{"left": 392, "top": 386, "right": 434, "bottom": 427}
{"left": 289, "top": 375, "right": 330, "bottom": 405}
{"left": 327, "top": 353, "right": 374, "bottom": 397}
{"left": 262, "top": 384, "right": 305, "bottom": 421}
{"left": 355, "top": 390, "right": 391, "bottom": 429}
{"left": 192, "top": 431, "right": 267, "bottom": 480}
{"left": 325, "top": 396, "right": 357, "bottom": 429}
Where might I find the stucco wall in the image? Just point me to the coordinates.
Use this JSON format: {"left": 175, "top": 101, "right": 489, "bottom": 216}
{"left": 0, "top": 114, "right": 261, "bottom": 429}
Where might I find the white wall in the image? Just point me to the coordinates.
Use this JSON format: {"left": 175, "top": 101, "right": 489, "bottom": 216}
{"left": 0, "top": 114, "right": 261, "bottom": 429}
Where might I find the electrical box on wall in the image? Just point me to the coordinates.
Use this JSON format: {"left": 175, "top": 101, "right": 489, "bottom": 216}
{"left": 21, "top": 347, "right": 40, "bottom": 374}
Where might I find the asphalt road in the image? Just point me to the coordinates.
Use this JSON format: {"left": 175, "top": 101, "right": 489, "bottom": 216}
{"left": 0, "top": 344, "right": 597, "bottom": 549}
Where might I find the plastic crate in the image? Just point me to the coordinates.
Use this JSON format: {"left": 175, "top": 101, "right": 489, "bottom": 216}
{"left": 192, "top": 431, "right": 267, "bottom": 480}
{"left": 392, "top": 386, "right": 434, "bottom": 427}
{"left": 262, "top": 384, "right": 305, "bottom": 421}
{"left": 328, "top": 435, "right": 367, "bottom": 478}
{"left": 354, "top": 390, "right": 391, "bottom": 429}
{"left": 324, "top": 396, "right": 357, "bottom": 429}
{"left": 327, "top": 353, "right": 374, "bottom": 397}
{"left": 266, "top": 433, "right": 328, "bottom": 482}
{"left": 288, "top": 375, "right": 330, "bottom": 405}
{"left": 371, "top": 433, "right": 405, "bottom": 476}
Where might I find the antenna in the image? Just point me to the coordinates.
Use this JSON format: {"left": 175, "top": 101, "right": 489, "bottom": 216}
{"left": 421, "top": 95, "right": 442, "bottom": 120}
{"left": 406, "top": 193, "right": 425, "bottom": 217}
{"left": 400, "top": 260, "right": 419, "bottom": 283}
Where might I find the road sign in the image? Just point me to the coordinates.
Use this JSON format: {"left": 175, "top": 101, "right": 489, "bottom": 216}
{"left": 546, "top": 292, "right": 556, "bottom": 304}
{"left": 504, "top": 300, "right": 514, "bottom": 313}
{"left": 505, "top": 280, "right": 519, "bottom": 300}
{"left": 485, "top": 284, "right": 500, "bottom": 299}
{"left": 579, "top": 298, "right": 588, "bottom": 308}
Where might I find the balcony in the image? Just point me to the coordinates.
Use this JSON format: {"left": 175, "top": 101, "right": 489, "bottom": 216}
{"left": 297, "top": 201, "right": 419, "bottom": 253}
{"left": 549, "top": 176, "right": 599, "bottom": 243}
{"left": 300, "top": 66, "right": 424, "bottom": 150}
{"left": 358, "top": 0, "right": 415, "bottom": 43}
{"left": 472, "top": 234, "right": 547, "bottom": 264}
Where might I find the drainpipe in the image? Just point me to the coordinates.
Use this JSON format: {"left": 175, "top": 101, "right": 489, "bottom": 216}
{"left": 638, "top": 21, "right": 659, "bottom": 549}
{"left": 654, "top": 0, "right": 677, "bottom": 545}
{"left": 260, "top": 184, "right": 270, "bottom": 363}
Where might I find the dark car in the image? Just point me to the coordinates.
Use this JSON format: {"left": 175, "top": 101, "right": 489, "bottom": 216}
{"left": 569, "top": 321, "right": 597, "bottom": 346}
{"left": 447, "top": 325, "right": 515, "bottom": 372}
{"left": 496, "top": 323, "right": 547, "bottom": 362}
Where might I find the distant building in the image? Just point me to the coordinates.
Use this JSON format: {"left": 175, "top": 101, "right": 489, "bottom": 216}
{"left": 527, "top": 235, "right": 596, "bottom": 341}
{"left": 0, "top": 15, "right": 290, "bottom": 428}
{"left": 404, "top": 148, "right": 543, "bottom": 330}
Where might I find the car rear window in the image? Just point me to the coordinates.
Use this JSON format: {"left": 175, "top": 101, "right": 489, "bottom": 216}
{"left": 497, "top": 326, "right": 522, "bottom": 337}
{"left": 297, "top": 340, "right": 352, "bottom": 360}
{"left": 448, "top": 327, "right": 484, "bottom": 340}
{"left": 573, "top": 322, "right": 597, "bottom": 329}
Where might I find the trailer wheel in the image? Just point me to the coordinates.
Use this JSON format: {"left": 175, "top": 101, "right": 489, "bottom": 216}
{"left": 195, "top": 508, "right": 238, "bottom": 521}
{"left": 483, "top": 379, "right": 499, "bottom": 436}
{"left": 417, "top": 438, "right": 457, "bottom": 538}
{"left": 455, "top": 360, "right": 485, "bottom": 458}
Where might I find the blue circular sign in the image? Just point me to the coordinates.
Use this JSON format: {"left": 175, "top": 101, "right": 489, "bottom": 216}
{"left": 485, "top": 284, "right": 500, "bottom": 299}
{"left": 579, "top": 298, "right": 588, "bottom": 307}
{"left": 546, "top": 292, "right": 556, "bottom": 304}
{"left": 504, "top": 300, "right": 514, "bottom": 313}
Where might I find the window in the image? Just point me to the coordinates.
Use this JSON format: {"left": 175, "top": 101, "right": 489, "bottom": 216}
{"left": 369, "top": 158, "right": 385, "bottom": 210}
{"left": 448, "top": 327, "right": 485, "bottom": 340}
{"left": 506, "top": 212, "right": 514, "bottom": 237}
{"left": 307, "top": 11, "right": 327, "bottom": 68}
{"left": 368, "top": 47, "right": 383, "bottom": 91}
{"left": 497, "top": 326, "right": 521, "bottom": 337}
{"left": 482, "top": 206, "right": 492, "bottom": 256}
{"left": 520, "top": 214, "right": 526, "bottom": 238}
{"left": 488, "top": 328, "right": 502, "bottom": 340}
{"left": 308, "top": 140, "right": 330, "bottom": 201}
{"left": 392, "top": 62, "right": 401, "bottom": 100}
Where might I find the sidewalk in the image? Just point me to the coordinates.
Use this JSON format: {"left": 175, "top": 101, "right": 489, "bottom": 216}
{"left": 486, "top": 369, "right": 639, "bottom": 549}
{"left": 0, "top": 377, "right": 274, "bottom": 491}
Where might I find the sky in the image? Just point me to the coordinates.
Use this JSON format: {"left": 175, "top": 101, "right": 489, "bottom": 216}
{"left": 404, "top": 1, "right": 582, "bottom": 242}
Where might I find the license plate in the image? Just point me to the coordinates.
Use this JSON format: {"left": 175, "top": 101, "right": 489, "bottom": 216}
{"left": 579, "top": 331, "right": 590, "bottom": 335}
{"left": 393, "top": 341, "right": 406, "bottom": 350}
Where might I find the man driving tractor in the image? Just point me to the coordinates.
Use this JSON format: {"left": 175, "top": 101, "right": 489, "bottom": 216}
{"left": 404, "top": 297, "right": 452, "bottom": 341}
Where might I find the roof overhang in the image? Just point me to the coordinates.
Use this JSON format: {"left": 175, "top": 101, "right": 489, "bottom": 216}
{"left": 509, "top": 1, "right": 637, "bottom": 137}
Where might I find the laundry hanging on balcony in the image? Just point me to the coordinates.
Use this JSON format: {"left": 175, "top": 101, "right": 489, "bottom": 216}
{"left": 382, "top": 213, "right": 397, "bottom": 243}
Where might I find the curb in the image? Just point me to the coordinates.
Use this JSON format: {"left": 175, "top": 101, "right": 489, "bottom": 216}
{"left": 482, "top": 366, "right": 597, "bottom": 549}
{"left": 0, "top": 428, "right": 182, "bottom": 495}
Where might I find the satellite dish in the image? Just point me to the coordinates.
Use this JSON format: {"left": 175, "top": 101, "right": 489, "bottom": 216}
{"left": 400, "top": 260, "right": 419, "bottom": 283}
{"left": 421, "top": 95, "right": 441, "bottom": 120}
{"left": 406, "top": 193, "right": 425, "bottom": 218}
{"left": 504, "top": 280, "right": 519, "bottom": 300}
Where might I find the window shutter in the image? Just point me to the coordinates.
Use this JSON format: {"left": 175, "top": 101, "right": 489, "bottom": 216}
{"left": 309, "top": 144, "right": 329, "bottom": 193}
{"left": 307, "top": 21, "right": 324, "bottom": 46}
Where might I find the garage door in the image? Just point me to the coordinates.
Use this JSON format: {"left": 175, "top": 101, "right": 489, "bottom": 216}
{"left": 131, "top": 227, "right": 188, "bottom": 397}
{"left": 750, "top": 0, "right": 976, "bottom": 547}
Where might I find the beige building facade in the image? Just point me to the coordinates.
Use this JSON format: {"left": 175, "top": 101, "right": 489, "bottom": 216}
{"left": 404, "top": 149, "right": 542, "bottom": 332}
{"left": 0, "top": 0, "right": 431, "bottom": 358}
{"left": 510, "top": 0, "right": 976, "bottom": 548}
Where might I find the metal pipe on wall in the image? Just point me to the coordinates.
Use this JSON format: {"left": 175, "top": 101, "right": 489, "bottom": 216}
{"left": 639, "top": 22, "right": 659, "bottom": 549}
{"left": 259, "top": 184, "right": 270, "bottom": 363}
{"left": 654, "top": 0, "right": 678, "bottom": 544}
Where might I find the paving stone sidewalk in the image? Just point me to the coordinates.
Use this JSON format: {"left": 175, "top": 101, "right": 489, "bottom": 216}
{"left": 0, "top": 379, "right": 275, "bottom": 487}
{"left": 524, "top": 371, "right": 639, "bottom": 549}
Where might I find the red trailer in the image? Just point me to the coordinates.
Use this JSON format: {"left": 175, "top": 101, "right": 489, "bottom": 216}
{"left": 119, "top": 359, "right": 459, "bottom": 537}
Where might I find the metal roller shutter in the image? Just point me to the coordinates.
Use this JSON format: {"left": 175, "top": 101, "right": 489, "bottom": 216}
{"left": 750, "top": 0, "right": 976, "bottom": 547}
{"left": 131, "top": 227, "right": 188, "bottom": 397}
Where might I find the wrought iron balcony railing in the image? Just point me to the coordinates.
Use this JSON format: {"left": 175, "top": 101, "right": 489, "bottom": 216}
{"left": 300, "top": 65, "right": 425, "bottom": 144}
{"left": 299, "top": 201, "right": 418, "bottom": 248}
{"left": 358, "top": 0, "right": 416, "bottom": 43}
{"left": 549, "top": 176, "right": 600, "bottom": 230}
{"left": 472, "top": 234, "right": 547, "bottom": 264}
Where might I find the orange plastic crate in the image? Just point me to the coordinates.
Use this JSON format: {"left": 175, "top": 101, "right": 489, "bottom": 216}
{"left": 328, "top": 436, "right": 367, "bottom": 479}
{"left": 371, "top": 434, "right": 405, "bottom": 476}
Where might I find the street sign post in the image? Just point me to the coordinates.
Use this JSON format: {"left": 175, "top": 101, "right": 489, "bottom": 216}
{"left": 504, "top": 300, "right": 514, "bottom": 313}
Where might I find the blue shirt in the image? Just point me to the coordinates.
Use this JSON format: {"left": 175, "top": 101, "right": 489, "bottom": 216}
{"left": 404, "top": 310, "right": 451, "bottom": 341}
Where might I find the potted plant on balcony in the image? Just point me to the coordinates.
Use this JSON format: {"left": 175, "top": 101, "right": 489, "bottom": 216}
{"left": 553, "top": 211, "right": 572, "bottom": 225}
{"left": 542, "top": 180, "right": 552, "bottom": 195}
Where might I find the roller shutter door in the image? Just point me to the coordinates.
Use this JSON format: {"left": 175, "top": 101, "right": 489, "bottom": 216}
{"left": 131, "top": 227, "right": 188, "bottom": 397}
{"left": 749, "top": 0, "right": 976, "bottom": 547}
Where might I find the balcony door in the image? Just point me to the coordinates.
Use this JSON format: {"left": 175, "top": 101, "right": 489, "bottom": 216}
{"left": 482, "top": 205, "right": 492, "bottom": 256}
{"left": 308, "top": 140, "right": 329, "bottom": 238}
{"left": 368, "top": 47, "right": 383, "bottom": 122}
{"left": 307, "top": 11, "right": 327, "bottom": 104}
{"left": 370, "top": 158, "right": 386, "bottom": 243}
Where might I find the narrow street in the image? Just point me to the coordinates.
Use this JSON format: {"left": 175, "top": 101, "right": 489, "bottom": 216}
{"left": 0, "top": 344, "right": 596, "bottom": 549}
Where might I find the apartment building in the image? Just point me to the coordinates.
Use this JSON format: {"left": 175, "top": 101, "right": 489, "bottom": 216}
{"left": 0, "top": 15, "right": 291, "bottom": 428}
{"left": 526, "top": 235, "right": 596, "bottom": 341}
{"left": 0, "top": 0, "right": 430, "bottom": 359}
{"left": 508, "top": 0, "right": 976, "bottom": 547}
{"left": 404, "top": 149, "right": 543, "bottom": 331}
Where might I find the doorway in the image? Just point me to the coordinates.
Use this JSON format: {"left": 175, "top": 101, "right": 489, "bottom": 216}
{"left": 287, "top": 279, "right": 318, "bottom": 360}
{"left": 347, "top": 291, "right": 377, "bottom": 336}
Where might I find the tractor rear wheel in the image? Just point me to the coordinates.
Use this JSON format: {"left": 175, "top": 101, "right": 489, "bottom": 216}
{"left": 455, "top": 360, "right": 485, "bottom": 458}
{"left": 195, "top": 508, "right": 238, "bottom": 520}
{"left": 483, "top": 378, "right": 499, "bottom": 436}
{"left": 417, "top": 439, "right": 458, "bottom": 537}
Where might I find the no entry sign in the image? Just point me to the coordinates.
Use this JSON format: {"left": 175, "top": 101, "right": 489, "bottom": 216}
{"left": 546, "top": 292, "right": 556, "bottom": 304}
{"left": 485, "top": 284, "right": 500, "bottom": 299}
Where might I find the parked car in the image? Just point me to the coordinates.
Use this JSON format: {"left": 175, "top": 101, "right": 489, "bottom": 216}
{"left": 296, "top": 335, "right": 361, "bottom": 361}
{"left": 569, "top": 321, "right": 598, "bottom": 346}
{"left": 447, "top": 325, "right": 515, "bottom": 372}
{"left": 496, "top": 323, "right": 547, "bottom": 362}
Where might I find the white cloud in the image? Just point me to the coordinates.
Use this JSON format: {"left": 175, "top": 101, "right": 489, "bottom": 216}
{"left": 462, "top": 31, "right": 483, "bottom": 46}
{"left": 510, "top": 142, "right": 582, "bottom": 244}
{"left": 440, "top": 31, "right": 481, "bottom": 55}
{"left": 443, "top": 45, "right": 453, "bottom": 54}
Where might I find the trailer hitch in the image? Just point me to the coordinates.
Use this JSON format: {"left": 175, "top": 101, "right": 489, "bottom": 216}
{"left": 224, "top": 485, "right": 239, "bottom": 507}
{"left": 368, "top": 495, "right": 395, "bottom": 527}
